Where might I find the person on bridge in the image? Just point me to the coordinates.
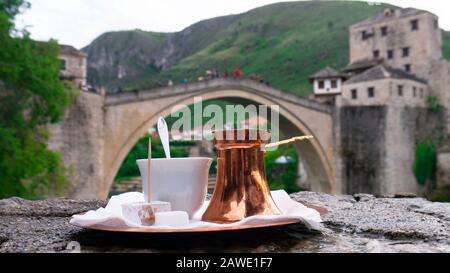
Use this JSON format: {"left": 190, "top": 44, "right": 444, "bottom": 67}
{"left": 224, "top": 69, "right": 229, "bottom": 78}
{"left": 211, "top": 68, "right": 218, "bottom": 79}
{"left": 205, "top": 70, "right": 212, "bottom": 80}
{"left": 233, "top": 68, "right": 240, "bottom": 78}
{"left": 239, "top": 70, "right": 244, "bottom": 80}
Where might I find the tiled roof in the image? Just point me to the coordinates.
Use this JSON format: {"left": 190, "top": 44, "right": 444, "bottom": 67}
{"left": 352, "top": 8, "right": 435, "bottom": 28}
{"left": 60, "top": 44, "right": 86, "bottom": 57}
{"left": 344, "top": 64, "right": 427, "bottom": 84}
{"left": 343, "top": 58, "right": 382, "bottom": 72}
{"left": 309, "top": 66, "right": 342, "bottom": 80}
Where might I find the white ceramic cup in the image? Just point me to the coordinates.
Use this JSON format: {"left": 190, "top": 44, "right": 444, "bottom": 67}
{"left": 136, "top": 158, "right": 212, "bottom": 218}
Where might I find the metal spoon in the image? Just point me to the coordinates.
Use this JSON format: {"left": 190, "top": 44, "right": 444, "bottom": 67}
{"left": 157, "top": 117, "right": 171, "bottom": 158}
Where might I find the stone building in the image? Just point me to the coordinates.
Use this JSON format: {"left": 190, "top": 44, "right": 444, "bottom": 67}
{"left": 311, "top": 7, "right": 447, "bottom": 108}
{"left": 311, "top": 7, "right": 449, "bottom": 108}
{"left": 311, "top": 7, "right": 450, "bottom": 195}
{"left": 339, "top": 64, "right": 428, "bottom": 107}
{"left": 309, "top": 67, "right": 345, "bottom": 104}
{"left": 347, "top": 7, "right": 450, "bottom": 114}
{"left": 59, "top": 44, "right": 87, "bottom": 89}
{"left": 349, "top": 8, "right": 442, "bottom": 78}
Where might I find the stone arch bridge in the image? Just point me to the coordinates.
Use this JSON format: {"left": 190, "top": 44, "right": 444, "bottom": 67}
{"left": 49, "top": 78, "right": 338, "bottom": 199}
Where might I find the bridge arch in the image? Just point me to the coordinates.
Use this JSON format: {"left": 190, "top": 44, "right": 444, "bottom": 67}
{"left": 101, "top": 79, "right": 335, "bottom": 198}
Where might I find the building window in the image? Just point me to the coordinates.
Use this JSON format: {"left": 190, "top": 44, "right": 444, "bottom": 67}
{"left": 381, "top": 26, "right": 388, "bottom": 36}
{"left": 373, "top": 50, "right": 380, "bottom": 58}
{"left": 368, "top": 87, "right": 375, "bottom": 98}
{"left": 405, "top": 64, "right": 411, "bottom": 72}
{"left": 413, "top": 87, "right": 417, "bottom": 97}
{"left": 420, "top": 88, "right": 424, "bottom": 98}
{"left": 398, "top": 85, "right": 404, "bottom": 96}
{"left": 79, "top": 59, "right": 84, "bottom": 67}
{"left": 411, "top": 19, "right": 419, "bottom": 31}
{"left": 402, "top": 47, "right": 410, "bottom": 58}
{"left": 387, "top": 50, "right": 394, "bottom": 60}
{"left": 362, "top": 30, "right": 368, "bottom": 40}
{"left": 434, "top": 19, "right": 439, "bottom": 29}
{"left": 318, "top": 80, "right": 325, "bottom": 89}
{"left": 331, "top": 80, "right": 337, "bottom": 89}
{"left": 60, "top": 59, "right": 66, "bottom": 70}
{"left": 351, "top": 89, "right": 358, "bottom": 99}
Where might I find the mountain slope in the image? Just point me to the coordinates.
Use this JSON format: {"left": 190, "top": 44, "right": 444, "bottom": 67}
{"left": 83, "top": 30, "right": 167, "bottom": 89}
{"left": 84, "top": 1, "right": 450, "bottom": 97}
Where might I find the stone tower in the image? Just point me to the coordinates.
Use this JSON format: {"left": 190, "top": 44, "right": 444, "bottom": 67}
{"left": 348, "top": 8, "right": 450, "bottom": 119}
{"left": 349, "top": 8, "right": 442, "bottom": 81}
{"left": 59, "top": 44, "right": 87, "bottom": 89}
{"left": 326, "top": 7, "right": 450, "bottom": 196}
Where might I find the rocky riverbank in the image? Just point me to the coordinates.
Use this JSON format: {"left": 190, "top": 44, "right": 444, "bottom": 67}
{"left": 0, "top": 192, "right": 449, "bottom": 253}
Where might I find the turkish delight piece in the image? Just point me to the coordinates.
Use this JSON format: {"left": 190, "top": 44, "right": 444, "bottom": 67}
{"left": 122, "top": 201, "right": 171, "bottom": 226}
{"left": 154, "top": 211, "right": 189, "bottom": 227}
{"left": 149, "top": 200, "right": 171, "bottom": 213}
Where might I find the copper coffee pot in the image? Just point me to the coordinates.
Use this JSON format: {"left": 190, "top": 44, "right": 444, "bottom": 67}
{"left": 201, "top": 129, "right": 281, "bottom": 223}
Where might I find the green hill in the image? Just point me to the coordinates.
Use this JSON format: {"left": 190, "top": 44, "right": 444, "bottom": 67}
{"left": 84, "top": 1, "right": 450, "bottom": 97}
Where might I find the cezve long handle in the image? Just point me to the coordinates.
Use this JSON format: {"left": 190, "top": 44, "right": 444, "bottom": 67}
{"left": 157, "top": 117, "right": 171, "bottom": 158}
{"left": 264, "top": 135, "right": 314, "bottom": 149}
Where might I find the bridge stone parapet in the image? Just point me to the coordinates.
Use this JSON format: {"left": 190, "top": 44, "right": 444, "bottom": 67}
{"left": 105, "top": 79, "right": 333, "bottom": 114}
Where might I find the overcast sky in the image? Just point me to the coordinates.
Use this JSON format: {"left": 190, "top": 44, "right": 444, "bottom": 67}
{"left": 15, "top": 0, "right": 450, "bottom": 49}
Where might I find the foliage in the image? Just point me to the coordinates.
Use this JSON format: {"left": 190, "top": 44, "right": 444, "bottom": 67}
{"left": 413, "top": 141, "right": 437, "bottom": 186}
{"left": 426, "top": 96, "right": 442, "bottom": 113}
{"left": 265, "top": 144, "right": 300, "bottom": 193}
{"left": 430, "top": 186, "right": 450, "bottom": 203}
{"left": 0, "top": 1, "right": 72, "bottom": 199}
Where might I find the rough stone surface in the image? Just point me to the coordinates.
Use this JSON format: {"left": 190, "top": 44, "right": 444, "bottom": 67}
{"left": 438, "top": 143, "right": 450, "bottom": 188}
{"left": 0, "top": 192, "right": 449, "bottom": 253}
{"left": 337, "top": 105, "right": 445, "bottom": 196}
{"left": 47, "top": 91, "right": 105, "bottom": 199}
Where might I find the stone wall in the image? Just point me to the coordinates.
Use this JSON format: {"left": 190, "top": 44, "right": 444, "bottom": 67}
{"left": 437, "top": 143, "right": 450, "bottom": 188}
{"left": 338, "top": 106, "right": 387, "bottom": 195}
{"left": 337, "top": 104, "right": 444, "bottom": 196}
{"left": 383, "top": 106, "right": 420, "bottom": 194}
{"left": 428, "top": 59, "right": 450, "bottom": 135}
{"left": 47, "top": 91, "right": 105, "bottom": 198}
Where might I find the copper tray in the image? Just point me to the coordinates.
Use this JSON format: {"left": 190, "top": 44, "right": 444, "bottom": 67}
{"left": 72, "top": 204, "right": 327, "bottom": 234}
{"left": 73, "top": 219, "right": 302, "bottom": 234}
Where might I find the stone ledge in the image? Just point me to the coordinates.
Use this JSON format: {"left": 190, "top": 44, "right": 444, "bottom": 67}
{"left": 0, "top": 192, "right": 449, "bottom": 253}
{"left": 0, "top": 197, "right": 106, "bottom": 217}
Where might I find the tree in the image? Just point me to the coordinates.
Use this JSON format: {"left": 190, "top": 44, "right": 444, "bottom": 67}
{"left": 0, "top": 1, "right": 74, "bottom": 198}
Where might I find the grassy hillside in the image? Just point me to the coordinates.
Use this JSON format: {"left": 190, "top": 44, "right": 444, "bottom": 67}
{"left": 163, "top": 1, "right": 396, "bottom": 96}
{"left": 85, "top": 1, "right": 450, "bottom": 97}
